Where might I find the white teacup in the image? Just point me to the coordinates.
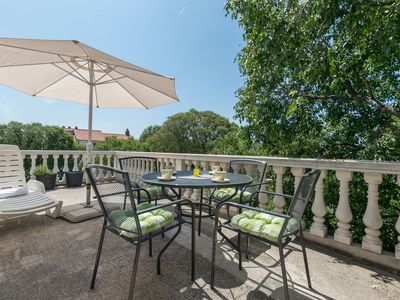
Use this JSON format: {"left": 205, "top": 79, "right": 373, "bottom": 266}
{"left": 211, "top": 165, "right": 221, "bottom": 173}
{"left": 161, "top": 169, "right": 173, "bottom": 179}
{"left": 213, "top": 170, "right": 226, "bottom": 182}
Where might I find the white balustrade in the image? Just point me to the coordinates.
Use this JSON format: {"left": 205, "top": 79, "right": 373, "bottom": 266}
{"left": 310, "top": 170, "right": 327, "bottom": 237}
{"left": 272, "top": 166, "right": 286, "bottom": 212}
{"left": 362, "top": 173, "right": 384, "bottom": 253}
{"left": 334, "top": 171, "right": 353, "bottom": 245}
{"left": 19, "top": 149, "right": 400, "bottom": 262}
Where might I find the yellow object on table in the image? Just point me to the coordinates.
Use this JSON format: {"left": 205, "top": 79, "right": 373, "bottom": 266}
{"left": 193, "top": 168, "right": 200, "bottom": 176}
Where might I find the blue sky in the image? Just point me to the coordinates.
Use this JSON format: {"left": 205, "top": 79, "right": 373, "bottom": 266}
{"left": 0, "top": 0, "right": 243, "bottom": 138}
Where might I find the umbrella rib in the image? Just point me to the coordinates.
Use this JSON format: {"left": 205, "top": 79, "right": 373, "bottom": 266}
{"left": 32, "top": 61, "right": 88, "bottom": 96}
{"left": 95, "top": 62, "right": 148, "bottom": 109}
{"left": 95, "top": 76, "right": 126, "bottom": 85}
{"left": 0, "top": 42, "right": 87, "bottom": 59}
{"left": 0, "top": 60, "right": 77, "bottom": 68}
{"left": 93, "top": 63, "right": 117, "bottom": 84}
{"left": 52, "top": 62, "right": 89, "bottom": 84}
{"left": 111, "top": 67, "right": 179, "bottom": 102}
{"left": 32, "top": 69, "right": 75, "bottom": 96}
{"left": 0, "top": 41, "right": 174, "bottom": 80}
{"left": 57, "top": 55, "right": 89, "bottom": 83}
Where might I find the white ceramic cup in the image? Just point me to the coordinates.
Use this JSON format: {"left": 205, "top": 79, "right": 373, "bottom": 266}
{"left": 213, "top": 170, "right": 226, "bottom": 182}
{"left": 161, "top": 169, "right": 173, "bottom": 179}
{"left": 211, "top": 165, "right": 221, "bottom": 173}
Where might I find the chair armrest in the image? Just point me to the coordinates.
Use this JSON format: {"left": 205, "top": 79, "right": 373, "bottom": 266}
{"left": 251, "top": 190, "right": 293, "bottom": 199}
{"left": 137, "top": 199, "right": 194, "bottom": 215}
{"left": 215, "top": 201, "right": 291, "bottom": 220}
{"left": 27, "top": 180, "right": 45, "bottom": 193}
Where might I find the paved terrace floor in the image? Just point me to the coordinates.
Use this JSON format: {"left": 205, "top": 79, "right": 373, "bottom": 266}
{"left": 0, "top": 187, "right": 399, "bottom": 300}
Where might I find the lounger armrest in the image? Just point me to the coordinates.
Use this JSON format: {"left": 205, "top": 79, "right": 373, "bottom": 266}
{"left": 27, "top": 180, "right": 45, "bottom": 193}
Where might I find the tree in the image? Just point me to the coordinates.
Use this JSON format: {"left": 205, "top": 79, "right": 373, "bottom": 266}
{"left": 94, "top": 136, "right": 150, "bottom": 152}
{"left": 225, "top": 0, "right": 400, "bottom": 159}
{"left": 139, "top": 125, "right": 161, "bottom": 142}
{"left": 0, "top": 121, "right": 77, "bottom": 150}
{"left": 147, "top": 109, "right": 234, "bottom": 153}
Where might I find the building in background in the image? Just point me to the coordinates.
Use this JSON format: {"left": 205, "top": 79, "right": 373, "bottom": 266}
{"left": 63, "top": 126, "right": 131, "bottom": 145}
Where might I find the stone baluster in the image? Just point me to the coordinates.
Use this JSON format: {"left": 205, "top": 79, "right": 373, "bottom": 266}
{"left": 62, "top": 155, "right": 69, "bottom": 183}
{"left": 362, "top": 173, "right": 383, "bottom": 253}
{"left": 272, "top": 166, "right": 286, "bottom": 212}
{"left": 175, "top": 159, "right": 183, "bottom": 171}
{"left": 397, "top": 175, "right": 400, "bottom": 260}
{"left": 334, "top": 171, "right": 353, "bottom": 244}
{"left": 292, "top": 167, "right": 305, "bottom": 191}
{"left": 191, "top": 160, "right": 200, "bottom": 201}
{"left": 105, "top": 155, "right": 112, "bottom": 178}
{"left": 52, "top": 154, "right": 59, "bottom": 174}
{"left": 310, "top": 170, "right": 327, "bottom": 237}
{"left": 30, "top": 154, "right": 37, "bottom": 179}
{"left": 183, "top": 160, "right": 192, "bottom": 199}
{"left": 42, "top": 155, "right": 49, "bottom": 168}
{"left": 72, "top": 155, "right": 79, "bottom": 171}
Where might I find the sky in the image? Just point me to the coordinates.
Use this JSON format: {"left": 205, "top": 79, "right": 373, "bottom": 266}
{"left": 0, "top": 0, "right": 244, "bottom": 138}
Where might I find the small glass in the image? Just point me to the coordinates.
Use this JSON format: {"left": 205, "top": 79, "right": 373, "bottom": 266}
{"left": 193, "top": 167, "right": 200, "bottom": 176}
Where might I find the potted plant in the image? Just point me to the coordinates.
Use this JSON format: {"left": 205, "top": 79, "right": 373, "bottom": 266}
{"left": 65, "top": 160, "right": 84, "bottom": 187}
{"left": 34, "top": 165, "right": 57, "bottom": 190}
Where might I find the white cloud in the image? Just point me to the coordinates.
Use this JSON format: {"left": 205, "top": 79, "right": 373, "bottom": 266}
{"left": 177, "top": 6, "right": 186, "bottom": 16}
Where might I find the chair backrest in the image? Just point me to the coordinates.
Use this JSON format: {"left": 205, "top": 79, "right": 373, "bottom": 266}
{"left": 228, "top": 159, "right": 267, "bottom": 192}
{"left": 285, "top": 169, "right": 321, "bottom": 234}
{"left": 119, "top": 156, "right": 158, "bottom": 186}
{"left": 86, "top": 164, "right": 142, "bottom": 235}
{"left": 0, "top": 144, "right": 27, "bottom": 190}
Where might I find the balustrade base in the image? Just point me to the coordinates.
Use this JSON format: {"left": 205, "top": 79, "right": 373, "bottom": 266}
{"left": 362, "top": 238, "right": 383, "bottom": 254}
{"left": 334, "top": 233, "right": 352, "bottom": 245}
{"left": 310, "top": 226, "right": 328, "bottom": 238}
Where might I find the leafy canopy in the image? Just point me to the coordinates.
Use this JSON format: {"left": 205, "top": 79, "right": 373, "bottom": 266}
{"left": 145, "top": 109, "right": 234, "bottom": 153}
{"left": 226, "top": 0, "right": 400, "bottom": 159}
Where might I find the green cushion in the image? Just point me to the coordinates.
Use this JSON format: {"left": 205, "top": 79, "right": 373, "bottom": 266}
{"left": 108, "top": 202, "right": 174, "bottom": 238}
{"left": 231, "top": 210, "right": 298, "bottom": 242}
{"left": 137, "top": 186, "right": 163, "bottom": 200}
{"left": 213, "top": 188, "right": 252, "bottom": 203}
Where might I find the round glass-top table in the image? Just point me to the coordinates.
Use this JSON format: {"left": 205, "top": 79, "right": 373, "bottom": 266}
{"left": 141, "top": 171, "right": 253, "bottom": 234}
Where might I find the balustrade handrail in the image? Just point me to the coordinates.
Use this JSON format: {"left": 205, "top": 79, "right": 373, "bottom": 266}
{"left": 115, "top": 151, "right": 400, "bottom": 175}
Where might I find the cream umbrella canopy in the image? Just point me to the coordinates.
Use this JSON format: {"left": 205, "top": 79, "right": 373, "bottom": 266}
{"left": 0, "top": 37, "right": 179, "bottom": 208}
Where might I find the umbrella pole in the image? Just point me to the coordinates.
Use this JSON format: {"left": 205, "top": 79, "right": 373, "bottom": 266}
{"left": 84, "top": 60, "right": 95, "bottom": 208}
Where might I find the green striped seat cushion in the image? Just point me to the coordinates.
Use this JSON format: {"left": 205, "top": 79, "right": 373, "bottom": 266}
{"left": 213, "top": 188, "right": 252, "bottom": 203}
{"left": 137, "top": 185, "right": 163, "bottom": 200}
{"left": 231, "top": 210, "right": 298, "bottom": 242}
{"left": 108, "top": 203, "right": 174, "bottom": 238}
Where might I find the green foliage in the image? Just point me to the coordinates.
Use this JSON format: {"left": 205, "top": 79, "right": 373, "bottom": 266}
{"left": 0, "top": 121, "right": 80, "bottom": 150}
{"left": 225, "top": 0, "right": 400, "bottom": 251}
{"left": 146, "top": 109, "right": 234, "bottom": 153}
{"left": 33, "top": 164, "right": 53, "bottom": 176}
{"left": 139, "top": 125, "right": 161, "bottom": 142}
{"left": 225, "top": 0, "right": 400, "bottom": 158}
{"left": 94, "top": 136, "right": 150, "bottom": 152}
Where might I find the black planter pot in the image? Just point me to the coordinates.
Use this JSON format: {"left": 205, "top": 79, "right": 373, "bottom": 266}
{"left": 35, "top": 174, "right": 57, "bottom": 190}
{"left": 65, "top": 171, "right": 84, "bottom": 187}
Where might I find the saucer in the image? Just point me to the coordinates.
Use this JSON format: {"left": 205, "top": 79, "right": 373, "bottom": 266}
{"left": 157, "top": 176, "right": 176, "bottom": 181}
{"left": 211, "top": 178, "right": 230, "bottom": 183}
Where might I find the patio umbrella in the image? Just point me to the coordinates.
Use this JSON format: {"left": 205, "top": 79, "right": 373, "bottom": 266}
{"left": 0, "top": 37, "right": 179, "bottom": 210}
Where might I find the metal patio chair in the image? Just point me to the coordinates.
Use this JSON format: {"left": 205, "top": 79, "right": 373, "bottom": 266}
{"left": 201, "top": 159, "right": 268, "bottom": 235}
{"left": 86, "top": 165, "right": 195, "bottom": 300}
{"left": 119, "top": 156, "right": 166, "bottom": 203}
{"left": 211, "top": 170, "right": 321, "bottom": 299}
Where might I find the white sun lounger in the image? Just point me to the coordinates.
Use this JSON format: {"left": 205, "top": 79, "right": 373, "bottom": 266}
{"left": 0, "top": 144, "right": 62, "bottom": 224}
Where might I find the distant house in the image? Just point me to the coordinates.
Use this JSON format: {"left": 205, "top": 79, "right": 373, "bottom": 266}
{"left": 63, "top": 126, "right": 131, "bottom": 145}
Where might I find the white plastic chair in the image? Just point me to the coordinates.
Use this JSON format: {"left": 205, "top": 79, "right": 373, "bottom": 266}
{"left": 0, "top": 144, "right": 62, "bottom": 224}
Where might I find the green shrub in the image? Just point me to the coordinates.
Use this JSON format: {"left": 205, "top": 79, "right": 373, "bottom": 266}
{"left": 33, "top": 165, "right": 53, "bottom": 176}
